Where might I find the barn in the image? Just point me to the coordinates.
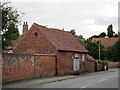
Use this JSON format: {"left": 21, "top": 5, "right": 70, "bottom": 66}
{"left": 13, "top": 22, "right": 89, "bottom": 75}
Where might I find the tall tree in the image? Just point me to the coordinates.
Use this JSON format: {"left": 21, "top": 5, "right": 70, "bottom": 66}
{"left": 1, "top": 1, "right": 23, "bottom": 49}
{"left": 107, "top": 24, "right": 114, "bottom": 37}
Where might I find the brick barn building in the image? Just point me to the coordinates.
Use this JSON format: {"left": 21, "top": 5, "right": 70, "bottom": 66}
{"left": 13, "top": 22, "right": 89, "bottom": 75}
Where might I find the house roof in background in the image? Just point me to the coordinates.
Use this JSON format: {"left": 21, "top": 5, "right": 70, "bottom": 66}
{"left": 92, "top": 37, "right": 120, "bottom": 48}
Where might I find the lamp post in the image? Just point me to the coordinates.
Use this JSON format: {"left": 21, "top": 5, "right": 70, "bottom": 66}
{"left": 99, "top": 41, "right": 101, "bottom": 60}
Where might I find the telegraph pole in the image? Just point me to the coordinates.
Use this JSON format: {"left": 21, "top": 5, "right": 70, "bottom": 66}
{"left": 99, "top": 41, "right": 101, "bottom": 60}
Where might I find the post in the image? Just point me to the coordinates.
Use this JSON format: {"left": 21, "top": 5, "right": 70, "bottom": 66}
{"left": 99, "top": 41, "right": 101, "bottom": 60}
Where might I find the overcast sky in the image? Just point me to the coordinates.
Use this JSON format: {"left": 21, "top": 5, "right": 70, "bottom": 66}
{"left": 7, "top": 0, "right": 119, "bottom": 38}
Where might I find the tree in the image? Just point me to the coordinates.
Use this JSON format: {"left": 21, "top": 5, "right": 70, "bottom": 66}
{"left": 85, "top": 40, "right": 105, "bottom": 60}
{"left": 70, "top": 29, "right": 76, "bottom": 36}
{"left": 105, "top": 39, "right": 120, "bottom": 61}
{"left": 70, "top": 29, "right": 85, "bottom": 45}
{"left": 1, "top": 1, "right": 23, "bottom": 49}
{"left": 88, "top": 35, "right": 99, "bottom": 41}
{"left": 118, "top": 31, "right": 120, "bottom": 37}
{"left": 98, "top": 32, "right": 106, "bottom": 38}
{"left": 107, "top": 24, "right": 115, "bottom": 37}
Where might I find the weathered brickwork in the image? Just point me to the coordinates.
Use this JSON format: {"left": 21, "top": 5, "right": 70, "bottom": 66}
{"left": 2, "top": 54, "right": 56, "bottom": 83}
{"left": 13, "top": 25, "right": 57, "bottom": 54}
{"left": 57, "top": 52, "right": 73, "bottom": 75}
{"left": 2, "top": 52, "right": 93, "bottom": 83}
{"left": 108, "top": 62, "right": 120, "bottom": 68}
{"left": 34, "top": 55, "right": 56, "bottom": 77}
{"left": 86, "top": 61, "right": 94, "bottom": 72}
{"left": 57, "top": 52, "right": 88, "bottom": 75}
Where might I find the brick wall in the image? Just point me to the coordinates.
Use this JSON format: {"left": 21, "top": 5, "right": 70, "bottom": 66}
{"left": 80, "top": 54, "right": 87, "bottom": 73}
{"left": 108, "top": 62, "right": 120, "bottom": 68}
{"left": 2, "top": 53, "right": 56, "bottom": 83}
{"left": 2, "top": 52, "right": 93, "bottom": 83}
{"left": 86, "top": 61, "right": 94, "bottom": 72}
{"left": 57, "top": 52, "right": 73, "bottom": 75}
{"left": 13, "top": 25, "right": 57, "bottom": 54}
{"left": 34, "top": 55, "right": 56, "bottom": 77}
{"left": 57, "top": 52, "right": 88, "bottom": 75}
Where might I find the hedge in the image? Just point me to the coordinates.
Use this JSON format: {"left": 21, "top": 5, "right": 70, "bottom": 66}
{"left": 94, "top": 60, "right": 108, "bottom": 72}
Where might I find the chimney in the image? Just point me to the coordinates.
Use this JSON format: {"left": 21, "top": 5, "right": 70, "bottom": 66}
{"left": 23, "top": 22, "right": 28, "bottom": 34}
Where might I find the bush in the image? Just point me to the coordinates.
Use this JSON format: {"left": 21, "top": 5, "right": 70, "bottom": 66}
{"left": 94, "top": 60, "right": 108, "bottom": 72}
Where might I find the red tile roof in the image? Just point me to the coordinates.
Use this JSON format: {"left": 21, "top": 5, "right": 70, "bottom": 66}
{"left": 92, "top": 37, "right": 120, "bottom": 48}
{"left": 33, "top": 23, "right": 88, "bottom": 53}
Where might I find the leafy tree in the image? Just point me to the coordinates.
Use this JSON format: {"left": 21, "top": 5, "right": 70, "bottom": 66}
{"left": 107, "top": 24, "right": 115, "bottom": 37}
{"left": 88, "top": 35, "right": 99, "bottom": 41}
{"left": 70, "top": 29, "right": 85, "bottom": 45}
{"left": 85, "top": 40, "right": 105, "bottom": 60}
{"left": 98, "top": 32, "right": 106, "bottom": 38}
{"left": 118, "top": 31, "right": 120, "bottom": 37}
{"left": 1, "top": 1, "right": 23, "bottom": 49}
{"left": 70, "top": 29, "right": 76, "bottom": 36}
{"left": 105, "top": 40, "right": 120, "bottom": 61}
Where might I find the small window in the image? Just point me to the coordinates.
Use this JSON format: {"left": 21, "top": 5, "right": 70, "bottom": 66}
{"left": 35, "top": 33, "right": 38, "bottom": 36}
{"left": 82, "top": 54, "right": 85, "bottom": 62}
{"left": 74, "top": 53, "right": 80, "bottom": 59}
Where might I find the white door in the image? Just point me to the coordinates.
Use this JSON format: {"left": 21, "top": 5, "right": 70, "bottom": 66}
{"left": 73, "top": 58, "right": 80, "bottom": 72}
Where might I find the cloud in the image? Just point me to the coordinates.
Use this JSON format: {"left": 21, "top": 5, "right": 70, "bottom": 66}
{"left": 10, "top": 0, "right": 118, "bottom": 38}
{"left": 94, "top": 16, "right": 118, "bottom": 26}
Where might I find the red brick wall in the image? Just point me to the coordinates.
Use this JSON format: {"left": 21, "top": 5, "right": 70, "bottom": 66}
{"left": 57, "top": 52, "right": 73, "bottom": 75}
{"left": 2, "top": 53, "right": 56, "bottom": 83}
{"left": 108, "top": 62, "right": 120, "bottom": 68}
{"left": 86, "top": 61, "right": 94, "bottom": 72}
{"left": 34, "top": 55, "right": 56, "bottom": 77}
{"left": 13, "top": 25, "right": 57, "bottom": 54}
{"left": 2, "top": 54, "right": 34, "bottom": 83}
{"left": 57, "top": 52, "right": 88, "bottom": 75}
{"left": 2, "top": 52, "right": 91, "bottom": 83}
{"left": 80, "top": 54, "right": 87, "bottom": 73}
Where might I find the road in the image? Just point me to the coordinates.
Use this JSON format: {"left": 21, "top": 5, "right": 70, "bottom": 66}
{"left": 31, "top": 68, "right": 119, "bottom": 88}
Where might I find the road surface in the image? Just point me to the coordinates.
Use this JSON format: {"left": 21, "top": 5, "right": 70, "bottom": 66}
{"left": 31, "top": 68, "right": 119, "bottom": 88}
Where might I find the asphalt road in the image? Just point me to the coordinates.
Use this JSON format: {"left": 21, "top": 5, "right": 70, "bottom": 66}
{"left": 31, "top": 68, "right": 119, "bottom": 88}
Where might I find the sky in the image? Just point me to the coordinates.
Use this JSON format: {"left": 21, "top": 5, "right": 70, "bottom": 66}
{"left": 5, "top": 0, "right": 119, "bottom": 38}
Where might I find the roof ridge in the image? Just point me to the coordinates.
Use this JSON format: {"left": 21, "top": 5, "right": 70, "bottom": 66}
{"left": 33, "top": 22, "right": 88, "bottom": 53}
{"left": 33, "top": 22, "right": 69, "bottom": 33}
{"left": 93, "top": 37, "right": 120, "bottom": 39}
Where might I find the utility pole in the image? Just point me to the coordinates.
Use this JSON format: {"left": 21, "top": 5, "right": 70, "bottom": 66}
{"left": 99, "top": 41, "right": 101, "bottom": 60}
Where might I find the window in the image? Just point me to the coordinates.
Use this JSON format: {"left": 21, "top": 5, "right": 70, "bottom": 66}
{"left": 74, "top": 53, "right": 80, "bottom": 59}
{"left": 82, "top": 54, "right": 85, "bottom": 62}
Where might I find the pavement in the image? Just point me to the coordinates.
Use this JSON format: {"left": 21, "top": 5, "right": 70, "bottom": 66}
{"left": 2, "top": 68, "right": 119, "bottom": 88}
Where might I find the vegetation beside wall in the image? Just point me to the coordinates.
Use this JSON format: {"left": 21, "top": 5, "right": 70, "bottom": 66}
{"left": 94, "top": 60, "right": 108, "bottom": 72}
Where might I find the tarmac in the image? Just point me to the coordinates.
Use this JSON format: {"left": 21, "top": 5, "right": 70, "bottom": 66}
{"left": 2, "top": 68, "right": 118, "bottom": 88}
